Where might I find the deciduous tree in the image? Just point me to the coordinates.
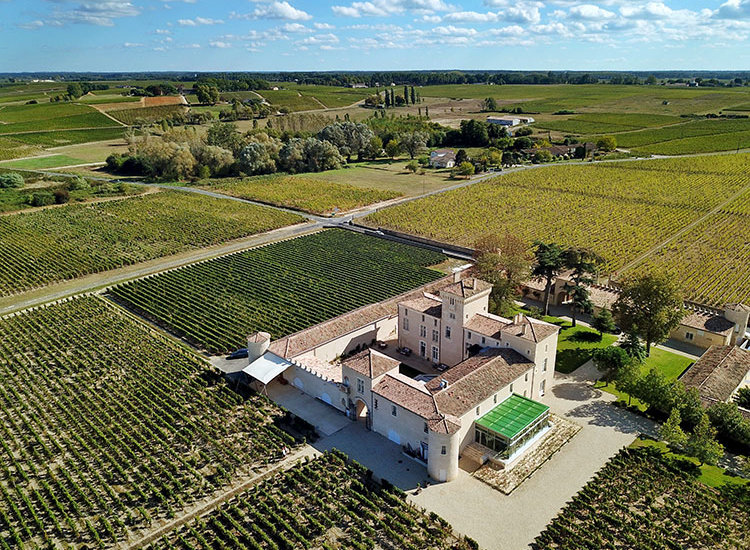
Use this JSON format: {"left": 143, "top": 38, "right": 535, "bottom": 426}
{"left": 531, "top": 241, "right": 567, "bottom": 316}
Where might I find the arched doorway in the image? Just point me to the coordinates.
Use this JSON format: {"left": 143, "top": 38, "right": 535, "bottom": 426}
{"left": 355, "top": 398, "right": 369, "bottom": 428}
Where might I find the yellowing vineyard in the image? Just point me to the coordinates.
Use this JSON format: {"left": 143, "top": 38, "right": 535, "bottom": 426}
{"left": 363, "top": 154, "right": 750, "bottom": 307}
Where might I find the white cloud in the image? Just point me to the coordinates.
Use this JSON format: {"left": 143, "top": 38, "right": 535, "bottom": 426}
{"left": 209, "top": 40, "right": 232, "bottom": 48}
{"left": 568, "top": 4, "right": 616, "bottom": 20}
{"left": 443, "top": 11, "right": 501, "bottom": 23}
{"left": 44, "top": 1, "right": 140, "bottom": 27}
{"left": 314, "top": 22, "right": 336, "bottom": 29}
{"left": 432, "top": 25, "right": 478, "bottom": 36}
{"left": 299, "top": 32, "right": 340, "bottom": 44}
{"left": 178, "top": 17, "right": 223, "bottom": 26}
{"left": 252, "top": 1, "right": 312, "bottom": 21}
{"left": 714, "top": 0, "right": 750, "bottom": 19}
{"left": 155, "top": 28, "right": 171, "bottom": 34}
{"left": 281, "top": 22, "right": 311, "bottom": 32}
{"left": 18, "top": 20, "right": 44, "bottom": 30}
{"left": 332, "top": 0, "right": 451, "bottom": 18}
{"left": 123, "top": 42, "right": 143, "bottom": 47}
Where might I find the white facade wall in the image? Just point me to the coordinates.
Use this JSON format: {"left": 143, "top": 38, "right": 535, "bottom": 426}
{"left": 341, "top": 364, "right": 396, "bottom": 422}
{"left": 307, "top": 317, "right": 397, "bottom": 364}
{"left": 428, "top": 429, "right": 460, "bottom": 481}
{"left": 370, "top": 394, "right": 431, "bottom": 452}
{"left": 398, "top": 305, "right": 442, "bottom": 363}
{"left": 285, "top": 365, "right": 346, "bottom": 412}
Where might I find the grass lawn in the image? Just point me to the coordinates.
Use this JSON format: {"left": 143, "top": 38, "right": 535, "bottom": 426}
{"left": 1, "top": 154, "right": 88, "bottom": 169}
{"left": 297, "top": 159, "right": 457, "bottom": 196}
{"left": 600, "top": 347, "right": 695, "bottom": 409}
{"left": 631, "top": 436, "right": 748, "bottom": 488}
{"left": 555, "top": 323, "right": 619, "bottom": 373}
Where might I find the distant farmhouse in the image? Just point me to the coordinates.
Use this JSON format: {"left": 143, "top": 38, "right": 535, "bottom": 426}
{"left": 429, "top": 149, "right": 456, "bottom": 168}
{"left": 486, "top": 115, "right": 535, "bottom": 127}
{"left": 233, "top": 271, "right": 559, "bottom": 482}
{"left": 521, "top": 143, "right": 596, "bottom": 160}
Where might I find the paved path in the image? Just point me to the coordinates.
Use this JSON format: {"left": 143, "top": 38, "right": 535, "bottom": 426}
{"left": 0, "top": 222, "right": 318, "bottom": 316}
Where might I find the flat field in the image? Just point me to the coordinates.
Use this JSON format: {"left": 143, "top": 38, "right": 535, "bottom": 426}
{"left": 147, "top": 450, "right": 476, "bottom": 550}
{"left": 108, "top": 229, "right": 447, "bottom": 354}
{"left": 108, "top": 104, "right": 187, "bottom": 124}
{"left": 1, "top": 154, "right": 87, "bottom": 170}
{"left": 0, "top": 103, "right": 120, "bottom": 134}
{"left": 292, "top": 160, "right": 457, "bottom": 196}
{"left": 206, "top": 174, "right": 400, "bottom": 215}
{"left": 0, "top": 296, "right": 297, "bottom": 548}
{"left": 532, "top": 446, "right": 749, "bottom": 550}
{"left": 0, "top": 179, "right": 146, "bottom": 214}
{"left": 0, "top": 190, "right": 303, "bottom": 296}
{"left": 362, "top": 154, "right": 750, "bottom": 307}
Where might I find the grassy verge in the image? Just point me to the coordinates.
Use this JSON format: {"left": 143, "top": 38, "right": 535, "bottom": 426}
{"left": 631, "top": 436, "right": 748, "bottom": 488}
{"left": 599, "top": 347, "right": 694, "bottom": 410}
{"left": 1, "top": 154, "right": 88, "bottom": 170}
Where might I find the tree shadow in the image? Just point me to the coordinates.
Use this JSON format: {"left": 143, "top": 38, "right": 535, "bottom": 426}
{"left": 566, "top": 401, "right": 657, "bottom": 436}
{"left": 567, "top": 331, "right": 602, "bottom": 343}
{"left": 551, "top": 382, "right": 603, "bottom": 402}
{"left": 556, "top": 349, "right": 593, "bottom": 373}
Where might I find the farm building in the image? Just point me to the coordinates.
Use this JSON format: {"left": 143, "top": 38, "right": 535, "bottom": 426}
{"left": 520, "top": 277, "right": 750, "bottom": 351}
{"left": 679, "top": 345, "right": 750, "bottom": 414}
{"left": 487, "top": 115, "right": 535, "bottom": 127}
{"left": 430, "top": 149, "right": 456, "bottom": 168}
{"left": 238, "top": 271, "right": 559, "bottom": 482}
{"left": 521, "top": 143, "right": 595, "bottom": 159}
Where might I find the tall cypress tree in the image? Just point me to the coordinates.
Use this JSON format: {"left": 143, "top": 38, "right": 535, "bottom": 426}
{"left": 384, "top": 89, "right": 390, "bottom": 107}
{"left": 404, "top": 85, "right": 409, "bottom": 105}
{"left": 410, "top": 86, "right": 416, "bottom": 105}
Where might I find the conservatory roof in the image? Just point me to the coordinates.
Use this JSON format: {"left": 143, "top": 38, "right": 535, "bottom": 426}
{"left": 475, "top": 394, "right": 549, "bottom": 440}
{"left": 243, "top": 353, "right": 293, "bottom": 385}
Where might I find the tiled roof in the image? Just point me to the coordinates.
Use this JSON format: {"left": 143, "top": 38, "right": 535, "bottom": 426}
{"left": 441, "top": 278, "right": 492, "bottom": 299}
{"left": 427, "top": 348, "right": 534, "bottom": 417}
{"left": 269, "top": 274, "right": 462, "bottom": 359}
{"left": 400, "top": 293, "right": 442, "bottom": 317}
{"left": 343, "top": 349, "right": 400, "bottom": 379}
{"left": 247, "top": 331, "right": 270, "bottom": 343}
{"left": 680, "top": 345, "right": 750, "bottom": 404}
{"left": 465, "top": 313, "right": 559, "bottom": 343}
{"left": 372, "top": 373, "right": 460, "bottom": 434}
{"left": 681, "top": 311, "right": 735, "bottom": 336}
{"left": 681, "top": 346, "right": 750, "bottom": 402}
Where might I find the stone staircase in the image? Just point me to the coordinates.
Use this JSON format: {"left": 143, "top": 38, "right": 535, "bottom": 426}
{"left": 461, "top": 442, "right": 491, "bottom": 468}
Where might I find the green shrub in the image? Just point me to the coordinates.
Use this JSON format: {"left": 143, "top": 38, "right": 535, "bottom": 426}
{"left": 29, "top": 192, "right": 55, "bottom": 207}
{"left": 0, "top": 172, "right": 24, "bottom": 189}
{"left": 54, "top": 189, "right": 70, "bottom": 204}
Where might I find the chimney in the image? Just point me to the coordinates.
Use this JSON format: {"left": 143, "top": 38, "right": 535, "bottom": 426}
{"left": 247, "top": 331, "right": 271, "bottom": 364}
{"left": 439, "top": 378, "right": 449, "bottom": 389}
{"left": 452, "top": 270, "right": 462, "bottom": 283}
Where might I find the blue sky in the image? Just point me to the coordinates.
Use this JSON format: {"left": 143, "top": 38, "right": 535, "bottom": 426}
{"left": 2, "top": 1, "right": 750, "bottom": 72}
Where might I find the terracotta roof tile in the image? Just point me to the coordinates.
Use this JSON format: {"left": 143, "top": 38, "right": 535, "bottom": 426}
{"left": 681, "top": 311, "right": 735, "bottom": 336}
{"left": 465, "top": 313, "right": 559, "bottom": 343}
{"left": 343, "top": 349, "right": 400, "bottom": 379}
{"left": 400, "top": 293, "right": 442, "bottom": 317}
{"left": 680, "top": 345, "right": 750, "bottom": 403}
{"left": 441, "top": 278, "right": 492, "bottom": 299}
{"left": 428, "top": 348, "right": 534, "bottom": 417}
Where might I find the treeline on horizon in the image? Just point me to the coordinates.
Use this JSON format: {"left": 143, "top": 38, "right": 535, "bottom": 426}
{"left": 3, "top": 70, "right": 750, "bottom": 88}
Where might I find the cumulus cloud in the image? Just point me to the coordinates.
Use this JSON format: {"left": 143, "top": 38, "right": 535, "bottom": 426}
{"left": 714, "top": 0, "right": 750, "bottom": 19}
{"left": 332, "top": 0, "right": 451, "bottom": 18}
{"left": 568, "top": 4, "right": 616, "bottom": 20}
{"left": 251, "top": 1, "right": 312, "bottom": 21}
{"left": 209, "top": 40, "right": 231, "bottom": 48}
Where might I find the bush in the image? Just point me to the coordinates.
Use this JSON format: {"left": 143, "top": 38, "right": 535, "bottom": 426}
{"left": 67, "top": 176, "right": 90, "bottom": 191}
{"left": 514, "top": 126, "right": 533, "bottom": 137}
{"left": 54, "top": 189, "right": 70, "bottom": 204}
{"left": 29, "top": 192, "right": 55, "bottom": 207}
{"left": 0, "top": 172, "right": 25, "bottom": 189}
{"left": 597, "top": 135, "right": 617, "bottom": 152}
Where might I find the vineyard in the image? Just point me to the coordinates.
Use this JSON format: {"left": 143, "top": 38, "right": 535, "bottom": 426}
{"left": 108, "top": 229, "right": 446, "bottom": 354}
{"left": 208, "top": 175, "right": 400, "bottom": 215}
{"left": 108, "top": 105, "right": 187, "bottom": 125}
{"left": 0, "top": 190, "right": 303, "bottom": 296}
{"left": 0, "top": 296, "right": 299, "bottom": 548}
{"left": 363, "top": 153, "right": 750, "bottom": 267}
{"left": 532, "top": 446, "right": 750, "bottom": 550}
{"left": 145, "top": 450, "right": 476, "bottom": 550}
{"left": 626, "top": 186, "right": 750, "bottom": 306}
{"left": 0, "top": 103, "right": 120, "bottom": 134}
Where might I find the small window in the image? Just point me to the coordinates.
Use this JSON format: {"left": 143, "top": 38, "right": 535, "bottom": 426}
{"left": 391, "top": 405, "right": 397, "bottom": 417}
{"left": 445, "top": 326, "right": 451, "bottom": 339}
{"left": 467, "top": 331, "right": 472, "bottom": 340}
{"left": 510, "top": 383, "right": 514, "bottom": 393}
{"left": 432, "top": 346, "right": 439, "bottom": 363}
{"left": 685, "top": 332, "right": 694, "bottom": 341}
{"left": 423, "top": 422, "right": 428, "bottom": 434}
{"left": 525, "top": 372, "right": 528, "bottom": 382}
{"left": 545, "top": 344, "right": 548, "bottom": 352}
{"left": 441, "top": 445, "right": 446, "bottom": 455}
{"left": 493, "top": 394, "right": 497, "bottom": 404}
{"left": 449, "top": 312, "right": 456, "bottom": 320}
{"left": 476, "top": 406, "right": 480, "bottom": 416}
{"left": 374, "top": 399, "right": 378, "bottom": 409}
{"left": 449, "top": 298, "right": 455, "bottom": 306}
{"left": 403, "top": 318, "right": 409, "bottom": 331}
{"left": 481, "top": 336, "right": 486, "bottom": 345}
{"left": 357, "top": 378, "right": 365, "bottom": 394}
{"left": 543, "top": 358, "right": 548, "bottom": 372}
{"left": 434, "top": 319, "right": 438, "bottom": 327}
{"left": 404, "top": 308, "right": 408, "bottom": 316}
{"left": 422, "top": 314, "right": 425, "bottom": 322}
{"left": 420, "top": 325, "right": 426, "bottom": 338}
{"left": 432, "top": 329, "right": 439, "bottom": 342}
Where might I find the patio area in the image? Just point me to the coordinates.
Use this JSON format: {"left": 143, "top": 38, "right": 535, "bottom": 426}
{"left": 375, "top": 337, "right": 446, "bottom": 377}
